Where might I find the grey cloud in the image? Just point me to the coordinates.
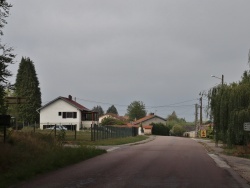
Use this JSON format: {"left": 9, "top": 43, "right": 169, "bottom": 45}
{"left": 3, "top": 0, "right": 250, "bottom": 120}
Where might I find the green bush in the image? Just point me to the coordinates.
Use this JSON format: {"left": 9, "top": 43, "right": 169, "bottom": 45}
{"left": 151, "top": 123, "right": 169, "bottom": 136}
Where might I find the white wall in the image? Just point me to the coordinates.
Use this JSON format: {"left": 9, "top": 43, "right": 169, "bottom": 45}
{"left": 40, "top": 99, "right": 81, "bottom": 131}
{"left": 82, "top": 121, "right": 95, "bottom": 129}
{"left": 98, "top": 115, "right": 111, "bottom": 123}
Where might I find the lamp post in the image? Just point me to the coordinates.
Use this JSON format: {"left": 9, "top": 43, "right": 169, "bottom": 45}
{"left": 211, "top": 74, "right": 224, "bottom": 147}
{"left": 211, "top": 74, "right": 224, "bottom": 85}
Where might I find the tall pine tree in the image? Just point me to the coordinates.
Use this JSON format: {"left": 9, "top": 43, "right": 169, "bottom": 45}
{"left": 92, "top": 105, "right": 104, "bottom": 117}
{"left": 15, "top": 57, "right": 41, "bottom": 123}
{"left": 106, "top": 105, "right": 118, "bottom": 115}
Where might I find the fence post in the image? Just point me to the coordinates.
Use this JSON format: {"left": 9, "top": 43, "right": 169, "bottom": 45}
{"left": 75, "top": 124, "right": 77, "bottom": 140}
{"left": 91, "top": 124, "right": 93, "bottom": 141}
{"left": 94, "top": 124, "right": 96, "bottom": 141}
{"left": 54, "top": 124, "right": 56, "bottom": 138}
{"left": 3, "top": 124, "right": 6, "bottom": 143}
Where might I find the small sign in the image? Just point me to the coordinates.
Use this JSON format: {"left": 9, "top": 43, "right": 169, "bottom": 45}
{"left": 0, "top": 115, "right": 11, "bottom": 126}
{"left": 5, "top": 97, "right": 26, "bottom": 104}
{"left": 200, "top": 129, "right": 206, "bottom": 138}
{"left": 244, "top": 122, "right": 250, "bottom": 131}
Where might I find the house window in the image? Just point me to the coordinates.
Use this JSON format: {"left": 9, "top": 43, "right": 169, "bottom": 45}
{"left": 62, "top": 112, "right": 77, "bottom": 119}
{"left": 67, "top": 112, "right": 73, "bottom": 118}
{"left": 58, "top": 112, "right": 61, "bottom": 116}
{"left": 82, "top": 113, "right": 97, "bottom": 121}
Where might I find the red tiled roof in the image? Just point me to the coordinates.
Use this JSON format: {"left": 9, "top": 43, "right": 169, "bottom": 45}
{"left": 133, "top": 114, "right": 155, "bottom": 125}
{"left": 61, "top": 97, "right": 91, "bottom": 112}
{"left": 143, "top": 125, "right": 153, "bottom": 129}
{"left": 132, "top": 114, "right": 166, "bottom": 125}
{"left": 38, "top": 96, "right": 94, "bottom": 112}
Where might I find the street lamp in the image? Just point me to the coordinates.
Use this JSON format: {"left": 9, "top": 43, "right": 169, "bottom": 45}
{"left": 211, "top": 74, "right": 224, "bottom": 85}
{"left": 211, "top": 74, "right": 224, "bottom": 147}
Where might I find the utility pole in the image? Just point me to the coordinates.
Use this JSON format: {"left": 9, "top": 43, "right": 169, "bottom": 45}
{"left": 200, "top": 96, "right": 202, "bottom": 126}
{"left": 195, "top": 104, "right": 198, "bottom": 137}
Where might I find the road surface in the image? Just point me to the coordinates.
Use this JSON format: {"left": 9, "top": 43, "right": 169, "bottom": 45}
{"left": 18, "top": 136, "right": 248, "bottom": 188}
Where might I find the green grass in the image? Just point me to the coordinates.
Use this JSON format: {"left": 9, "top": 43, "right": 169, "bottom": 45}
{"left": 0, "top": 131, "right": 106, "bottom": 188}
{"left": 0, "top": 128, "right": 149, "bottom": 187}
{"left": 223, "top": 145, "right": 250, "bottom": 159}
{"left": 21, "top": 126, "right": 149, "bottom": 146}
{"left": 77, "top": 135, "right": 149, "bottom": 146}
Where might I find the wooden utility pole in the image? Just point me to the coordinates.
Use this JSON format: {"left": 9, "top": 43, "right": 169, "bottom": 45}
{"left": 195, "top": 104, "right": 198, "bottom": 137}
{"left": 200, "top": 96, "right": 202, "bottom": 126}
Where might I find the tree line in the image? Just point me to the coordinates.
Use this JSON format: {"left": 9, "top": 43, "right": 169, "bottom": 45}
{"left": 208, "top": 69, "right": 250, "bottom": 147}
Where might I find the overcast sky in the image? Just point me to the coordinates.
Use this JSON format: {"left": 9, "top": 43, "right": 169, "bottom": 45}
{"left": 2, "top": 0, "right": 250, "bottom": 121}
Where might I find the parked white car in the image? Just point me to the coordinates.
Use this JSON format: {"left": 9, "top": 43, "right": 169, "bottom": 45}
{"left": 46, "top": 125, "right": 67, "bottom": 130}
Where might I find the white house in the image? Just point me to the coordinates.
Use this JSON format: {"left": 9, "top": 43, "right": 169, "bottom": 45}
{"left": 127, "top": 113, "right": 165, "bottom": 135}
{"left": 130, "top": 113, "right": 166, "bottom": 126}
{"left": 38, "top": 95, "right": 98, "bottom": 131}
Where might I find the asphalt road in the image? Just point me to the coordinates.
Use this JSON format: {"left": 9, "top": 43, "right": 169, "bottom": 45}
{"left": 18, "top": 136, "right": 248, "bottom": 188}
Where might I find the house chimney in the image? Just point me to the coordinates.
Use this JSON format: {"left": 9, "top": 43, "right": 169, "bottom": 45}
{"left": 68, "top": 95, "right": 72, "bottom": 100}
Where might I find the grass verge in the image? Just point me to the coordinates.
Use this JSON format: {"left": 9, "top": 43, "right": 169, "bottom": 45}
{"left": 223, "top": 144, "right": 250, "bottom": 159}
{"left": 21, "top": 127, "right": 149, "bottom": 146}
{"left": 66, "top": 135, "right": 149, "bottom": 146}
{"left": 0, "top": 131, "right": 106, "bottom": 188}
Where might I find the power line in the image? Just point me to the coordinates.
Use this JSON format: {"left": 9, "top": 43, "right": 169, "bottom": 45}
{"left": 76, "top": 97, "right": 197, "bottom": 108}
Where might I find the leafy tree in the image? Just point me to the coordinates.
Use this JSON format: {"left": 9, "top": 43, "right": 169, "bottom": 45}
{"left": 15, "top": 57, "right": 41, "bottom": 123}
{"left": 166, "top": 111, "right": 193, "bottom": 136}
{"left": 101, "top": 117, "right": 125, "bottom": 126}
{"left": 171, "top": 124, "right": 185, "bottom": 136}
{"left": 106, "top": 105, "right": 118, "bottom": 115}
{"left": 208, "top": 70, "right": 250, "bottom": 147}
{"left": 126, "top": 101, "right": 146, "bottom": 121}
{"left": 167, "top": 111, "right": 178, "bottom": 121}
{"left": 92, "top": 105, "right": 104, "bottom": 117}
{"left": 0, "top": 1, "right": 15, "bottom": 114}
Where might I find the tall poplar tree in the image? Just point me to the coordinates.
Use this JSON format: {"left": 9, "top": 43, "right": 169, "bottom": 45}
{"left": 15, "top": 57, "right": 41, "bottom": 123}
{"left": 0, "top": 0, "right": 15, "bottom": 114}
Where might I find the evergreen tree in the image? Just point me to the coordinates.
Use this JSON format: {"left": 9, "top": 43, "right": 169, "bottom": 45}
{"left": 126, "top": 101, "right": 146, "bottom": 121}
{"left": 106, "top": 105, "right": 118, "bottom": 115}
{"left": 92, "top": 105, "right": 104, "bottom": 117}
{"left": 15, "top": 57, "right": 41, "bottom": 123}
{"left": 167, "top": 111, "right": 178, "bottom": 121}
{"left": 0, "top": 1, "right": 15, "bottom": 114}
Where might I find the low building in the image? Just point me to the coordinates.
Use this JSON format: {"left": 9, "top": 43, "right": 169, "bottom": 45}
{"left": 38, "top": 95, "right": 98, "bottom": 131}
{"left": 132, "top": 125, "right": 153, "bottom": 135}
{"left": 131, "top": 113, "right": 166, "bottom": 126}
{"left": 127, "top": 113, "right": 166, "bottom": 135}
{"left": 99, "top": 113, "right": 128, "bottom": 124}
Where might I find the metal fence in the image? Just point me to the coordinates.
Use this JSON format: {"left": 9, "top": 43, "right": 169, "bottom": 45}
{"left": 43, "top": 124, "right": 77, "bottom": 131}
{"left": 0, "top": 120, "right": 139, "bottom": 142}
{"left": 91, "top": 124, "right": 138, "bottom": 141}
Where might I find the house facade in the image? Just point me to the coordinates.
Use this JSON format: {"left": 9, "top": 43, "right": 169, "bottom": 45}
{"left": 132, "top": 113, "right": 166, "bottom": 126}
{"left": 38, "top": 95, "right": 98, "bottom": 131}
{"left": 127, "top": 113, "right": 166, "bottom": 135}
{"left": 134, "top": 125, "right": 153, "bottom": 135}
